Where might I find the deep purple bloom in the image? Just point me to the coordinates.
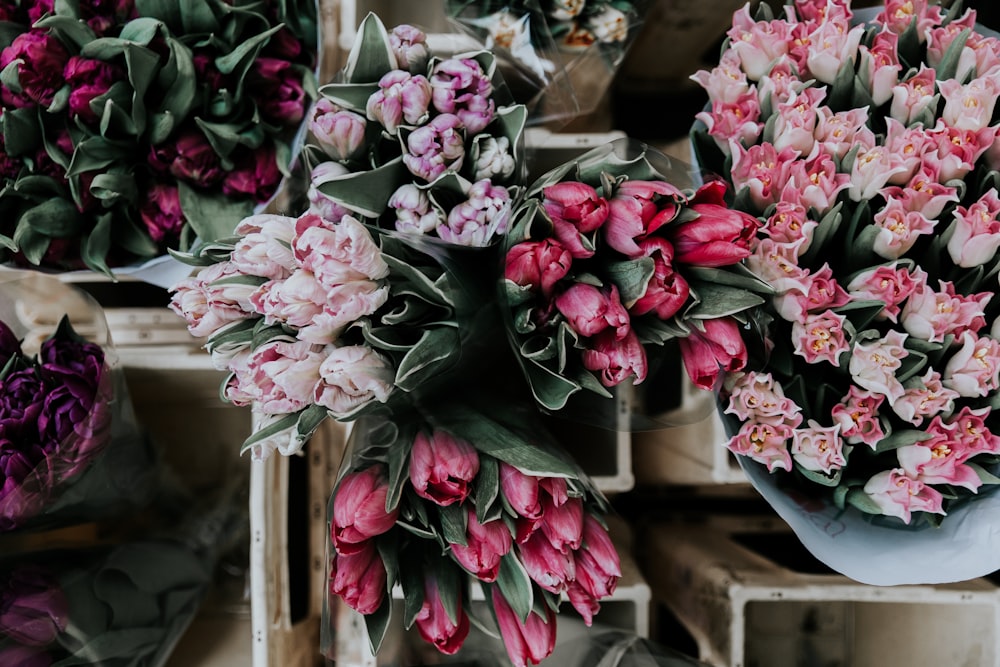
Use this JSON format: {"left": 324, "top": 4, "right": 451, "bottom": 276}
{"left": 38, "top": 337, "right": 104, "bottom": 384}
{"left": 139, "top": 183, "right": 185, "bottom": 245}
{"left": 222, "top": 144, "right": 282, "bottom": 203}
{"left": 0, "top": 31, "right": 70, "bottom": 108}
{"left": 0, "top": 370, "right": 45, "bottom": 441}
{"left": 149, "top": 129, "right": 223, "bottom": 186}
{"left": 0, "top": 643, "right": 53, "bottom": 667}
{"left": 249, "top": 58, "right": 307, "bottom": 125}
{"left": 63, "top": 56, "right": 122, "bottom": 124}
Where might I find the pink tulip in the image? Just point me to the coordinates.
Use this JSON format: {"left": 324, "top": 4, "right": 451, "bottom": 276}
{"left": 630, "top": 237, "right": 690, "bottom": 319}
{"left": 671, "top": 181, "right": 759, "bottom": 267}
{"left": 567, "top": 515, "right": 621, "bottom": 625}
{"left": 410, "top": 430, "right": 480, "bottom": 506}
{"left": 0, "top": 30, "right": 69, "bottom": 108}
{"left": 678, "top": 317, "right": 747, "bottom": 391}
{"left": 430, "top": 57, "right": 495, "bottom": 135}
{"left": 366, "top": 70, "right": 432, "bottom": 135}
{"left": 519, "top": 530, "right": 575, "bottom": 594}
{"left": 582, "top": 329, "right": 648, "bottom": 387}
{"left": 403, "top": 113, "right": 465, "bottom": 182}
{"left": 329, "top": 542, "right": 387, "bottom": 615}
{"left": 389, "top": 24, "right": 429, "bottom": 72}
{"left": 542, "top": 181, "right": 609, "bottom": 259}
{"left": 308, "top": 98, "right": 367, "bottom": 161}
{"left": 449, "top": 508, "right": 513, "bottom": 582}
{"left": 539, "top": 496, "right": 583, "bottom": 553}
{"left": 505, "top": 239, "right": 572, "bottom": 298}
{"left": 415, "top": 576, "right": 470, "bottom": 655}
{"left": 331, "top": 465, "right": 399, "bottom": 555}
{"left": 555, "top": 283, "right": 629, "bottom": 340}
{"left": 862, "top": 469, "right": 945, "bottom": 524}
{"left": 499, "top": 463, "right": 543, "bottom": 520}
{"left": 492, "top": 589, "right": 557, "bottom": 667}
{"left": 605, "top": 180, "right": 684, "bottom": 257}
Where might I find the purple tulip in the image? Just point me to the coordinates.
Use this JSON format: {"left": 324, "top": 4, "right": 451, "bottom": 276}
{"left": 25, "top": 1, "right": 53, "bottom": 24}
{"left": 0, "top": 370, "right": 44, "bottom": 440}
{"left": 249, "top": 58, "right": 307, "bottom": 125}
{"left": 0, "top": 643, "right": 53, "bottom": 667}
{"left": 430, "top": 58, "right": 495, "bottom": 135}
{"left": 63, "top": 56, "right": 121, "bottom": 124}
{"left": 221, "top": 144, "right": 282, "bottom": 203}
{"left": 38, "top": 336, "right": 104, "bottom": 385}
{"left": 78, "top": 0, "right": 137, "bottom": 35}
{"left": 0, "top": 30, "right": 70, "bottom": 108}
{"left": 139, "top": 183, "right": 185, "bottom": 245}
{"left": 403, "top": 113, "right": 465, "bottom": 182}
{"left": 388, "top": 183, "right": 442, "bottom": 234}
{"left": 365, "top": 70, "right": 432, "bottom": 136}
{"left": 0, "top": 567, "right": 68, "bottom": 646}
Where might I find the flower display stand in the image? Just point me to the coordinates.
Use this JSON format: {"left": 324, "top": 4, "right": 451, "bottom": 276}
{"left": 643, "top": 515, "right": 1000, "bottom": 667}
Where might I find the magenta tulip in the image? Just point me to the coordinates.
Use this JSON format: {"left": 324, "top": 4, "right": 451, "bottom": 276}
{"left": 0, "top": 567, "right": 68, "bottom": 646}
{"left": 567, "top": 515, "right": 621, "bottom": 625}
{"left": 539, "top": 496, "right": 583, "bottom": 553}
{"left": 0, "top": 31, "right": 69, "bottom": 108}
{"left": 414, "top": 575, "right": 470, "bottom": 655}
{"left": 491, "top": 588, "right": 557, "bottom": 667}
{"left": 630, "top": 237, "right": 690, "bottom": 319}
{"left": 498, "top": 463, "right": 542, "bottom": 520}
{"left": 519, "top": 531, "right": 575, "bottom": 594}
{"left": 678, "top": 317, "right": 748, "bottom": 391}
{"left": 409, "top": 430, "right": 479, "bottom": 506}
{"left": 542, "top": 181, "right": 609, "bottom": 258}
{"left": 555, "top": 283, "right": 630, "bottom": 340}
{"left": 505, "top": 239, "right": 572, "bottom": 297}
{"left": 331, "top": 465, "right": 399, "bottom": 555}
{"left": 604, "top": 180, "right": 684, "bottom": 257}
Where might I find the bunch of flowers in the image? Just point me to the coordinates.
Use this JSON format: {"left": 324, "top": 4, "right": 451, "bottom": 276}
{"left": 0, "top": 0, "right": 318, "bottom": 275}
{"left": 503, "top": 138, "right": 769, "bottom": 412}
{"left": 323, "top": 402, "right": 619, "bottom": 667}
{"left": 445, "top": 0, "right": 652, "bottom": 121}
{"left": 692, "top": 0, "right": 1000, "bottom": 527}
{"left": 0, "top": 314, "right": 116, "bottom": 531}
{"left": 304, "top": 13, "right": 526, "bottom": 248}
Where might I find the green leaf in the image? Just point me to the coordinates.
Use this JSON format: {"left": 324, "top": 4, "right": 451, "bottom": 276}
{"left": 177, "top": 181, "right": 254, "bottom": 244}
{"left": 496, "top": 553, "right": 533, "bottom": 623}
{"left": 12, "top": 222, "right": 51, "bottom": 265}
{"left": 239, "top": 412, "right": 298, "bottom": 455}
{"left": 90, "top": 173, "right": 138, "bottom": 205}
{"left": 385, "top": 428, "right": 412, "bottom": 512}
{"left": 215, "top": 24, "right": 283, "bottom": 98}
{"left": 845, "top": 487, "right": 886, "bottom": 516}
{"left": 604, "top": 257, "right": 654, "bottom": 307}
{"left": 475, "top": 455, "right": 500, "bottom": 525}
{"left": 440, "top": 503, "right": 467, "bottom": 547}
{"left": 295, "top": 404, "right": 329, "bottom": 442}
{"left": 874, "top": 429, "right": 932, "bottom": 454}
{"left": 826, "top": 58, "right": 856, "bottom": 111}
{"left": 3, "top": 106, "right": 40, "bottom": 158}
{"left": 82, "top": 213, "right": 114, "bottom": 277}
{"left": 796, "top": 463, "right": 842, "bottom": 487}
{"left": 364, "top": 598, "right": 393, "bottom": 656}
{"left": 522, "top": 357, "right": 582, "bottom": 411}
{"left": 394, "top": 327, "right": 460, "bottom": 391}
{"left": 195, "top": 118, "right": 263, "bottom": 159}
{"left": 318, "top": 82, "right": 380, "bottom": 113}
{"left": 318, "top": 158, "right": 407, "bottom": 218}
{"left": 118, "top": 17, "right": 164, "bottom": 44}
{"left": 935, "top": 28, "right": 971, "bottom": 81}
{"left": 344, "top": 13, "right": 395, "bottom": 83}
{"left": 686, "top": 283, "right": 765, "bottom": 319}
{"left": 967, "top": 462, "right": 1000, "bottom": 485}
{"left": 18, "top": 198, "right": 81, "bottom": 237}
{"left": 434, "top": 559, "right": 462, "bottom": 626}
{"left": 400, "top": 558, "right": 425, "bottom": 630}
{"left": 157, "top": 37, "right": 197, "bottom": 125}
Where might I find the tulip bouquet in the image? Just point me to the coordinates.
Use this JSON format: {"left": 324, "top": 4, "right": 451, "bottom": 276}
{"left": 323, "top": 399, "right": 620, "bottom": 667}
{"left": 691, "top": 0, "right": 1000, "bottom": 582}
{"left": 444, "top": 0, "right": 652, "bottom": 121}
{"left": 0, "top": 0, "right": 318, "bottom": 276}
{"left": 303, "top": 13, "right": 527, "bottom": 249}
{"left": 0, "top": 488, "right": 244, "bottom": 667}
{"left": 0, "top": 277, "right": 156, "bottom": 532}
{"left": 503, "top": 138, "right": 771, "bottom": 415}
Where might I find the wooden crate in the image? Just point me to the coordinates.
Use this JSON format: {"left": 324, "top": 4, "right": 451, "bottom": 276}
{"left": 642, "top": 515, "right": 1000, "bottom": 667}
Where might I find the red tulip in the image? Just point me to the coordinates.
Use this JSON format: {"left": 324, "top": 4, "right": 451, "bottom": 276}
{"left": 671, "top": 180, "right": 759, "bottom": 267}
{"left": 492, "top": 587, "right": 557, "bottom": 667}
{"left": 566, "top": 515, "right": 621, "bottom": 625}
{"left": 542, "top": 181, "right": 609, "bottom": 258}
{"left": 409, "top": 430, "right": 480, "bottom": 506}
{"left": 539, "top": 496, "right": 583, "bottom": 553}
{"left": 519, "top": 530, "right": 575, "bottom": 594}
{"left": 331, "top": 466, "right": 399, "bottom": 555}
{"left": 414, "top": 575, "right": 470, "bottom": 655}
{"left": 449, "top": 507, "right": 513, "bottom": 582}
{"left": 678, "top": 317, "right": 748, "bottom": 391}
{"left": 329, "top": 542, "right": 386, "bottom": 615}
{"left": 555, "top": 283, "right": 630, "bottom": 339}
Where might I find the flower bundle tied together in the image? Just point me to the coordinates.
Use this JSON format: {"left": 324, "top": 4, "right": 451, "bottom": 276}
{"left": 503, "top": 138, "right": 771, "bottom": 414}
{"left": 0, "top": 0, "right": 318, "bottom": 275}
{"left": 692, "top": 0, "right": 1000, "bottom": 526}
{"left": 324, "top": 403, "right": 620, "bottom": 667}
{"left": 304, "top": 13, "right": 526, "bottom": 249}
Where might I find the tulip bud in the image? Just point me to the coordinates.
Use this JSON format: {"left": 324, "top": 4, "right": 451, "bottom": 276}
{"left": 542, "top": 181, "right": 609, "bottom": 259}
{"left": 329, "top": 542, "right": 387, "bottom": 615}
{"left": 504, "top": 239, "right": 572, "bottom": 298}
{"left": 390, "top": 24, "right": 429, "bottom": 73}
{"left": 499, "top": 463, "right": 542, "bottom": 520}
{"left": 366, "top": 70, "right": 432, "bottom": 136}
{"left": 630, "top": 237, "right": 690, "bottom": 320}
{"left": 414, "top": 574, "right": 470, "bottom": 655}
{"left": 307, "top": 162, "right": 352, "bottom": 223}
{"left": 309, "top": 98, "right": 367, "bottom": 161}
{"left": 331, "top": 465, "right": 399, "bottom": 555}
{"left": 449, "top": 507, "right": 513, "bottom": 582}
{"left": 389, "top": 184, "right": 442, "bottom": 235}
{"left": 430, "top": 57, "right": 495, "bottom": 135}
{"left": 567, "top": 515, "right": 621, "bottom": 625}
{"left": 409, "top": 430, "right": 480, "bottom": 506}
{"left": 539, "top": 496, "right": 583, "bottom": 553}
{"left": 472, "top": 136, "right": 516, "bottom": 181}
{"left": 491, "top": 587, "right": 557, "bottom": 667}
{"left": 678, "top": 317, "right": 748, "bottom": 391}
{"left": 0, "top": 567, "right": 68, "bottom": 646}
{"left": 403, "top": 113, "right": 465, "bottom": 182}
{"left": 555, "top": 283, "right": 629, "bottom": 340}
{"left": 605, "top": 180, "right": 684, "bottom": 257}
{"left": 519, "top": 530, "right": 575, "bottom": 594}
{"left": 582, "top": 328, "right": 648, "bottom": 387}
{"left": 671, "top": 180, "right": 759, "bottom": 267}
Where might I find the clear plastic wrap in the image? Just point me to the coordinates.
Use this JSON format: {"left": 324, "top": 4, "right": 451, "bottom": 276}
{"left": 0, "top": 272, "right": 158, "bottom": 533}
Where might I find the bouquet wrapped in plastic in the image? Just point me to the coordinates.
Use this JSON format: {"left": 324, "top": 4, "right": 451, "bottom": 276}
{"left": 0, "top": 273, "right": 156, "bottom": 533}
{"left": 691, "top": 0, "right": 1000, "bottom": 584}
{"left": 0, "top": 486, "right": 245, "bottom": 667}
{"left": 445, "top": 0, "right": 654, "bottom": 124}
{"left": 323, "top": 398, "right": 621, "bottom": 667}
{"left": 0, "top": 0, "right": 318, "bottom": 279}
